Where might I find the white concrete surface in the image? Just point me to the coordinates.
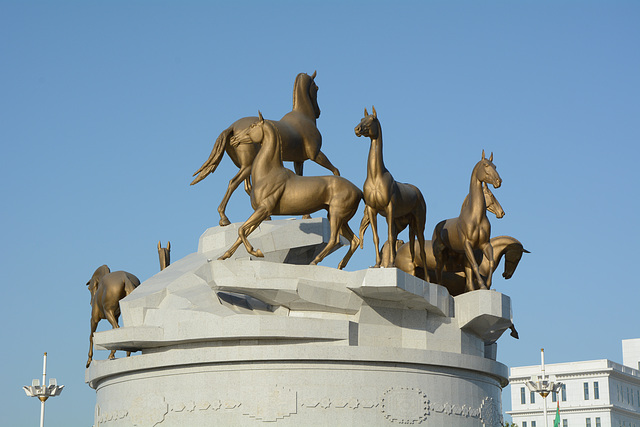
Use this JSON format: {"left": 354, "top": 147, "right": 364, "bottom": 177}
{"left": 86, "top": 219, "right": 513, "bottom": 426}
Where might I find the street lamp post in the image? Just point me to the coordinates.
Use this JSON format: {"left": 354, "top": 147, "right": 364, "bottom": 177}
{"left": 525, "top": 348, "right": 563, "bottom": 427}
{"left": 23, "top": 352, "right": 64, "bottom": 427}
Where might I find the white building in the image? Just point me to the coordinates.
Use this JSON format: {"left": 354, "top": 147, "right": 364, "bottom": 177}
{"left": 508, "top": 339, "right": 640, "bottom": 427}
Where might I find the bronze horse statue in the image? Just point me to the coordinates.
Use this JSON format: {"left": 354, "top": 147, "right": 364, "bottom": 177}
{"left": 191, "top": 72, "right": 340, "bottom": 226}
{"left": 219, "top": 112, "right": 362, "bottom": 269}
{"left": 433, "top": 150, "right": 502, "bottom": 292}
{"left": 86, "top": 265, "right": 140, "bottom": 368}
{"left": 373, "top": 181, "right": 504, "bottom": 268}
{"left": 355, "top": 106, "right": 427, "bottom": 269}
{"left": 393, "top": 235, "right": 529, "bottom": 296}
{"left": 158, "top": 241, "right": 170, "bottom": 271}
{"left": 382, "top": 181, "right": 505, "bottom": 279}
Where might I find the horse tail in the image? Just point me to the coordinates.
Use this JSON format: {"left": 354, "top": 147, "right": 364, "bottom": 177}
{"left": 191, "top": 127, "right": 232, "bottom": 185}
{"left": 123, "top": 273, "right": 141, "bottom": 296}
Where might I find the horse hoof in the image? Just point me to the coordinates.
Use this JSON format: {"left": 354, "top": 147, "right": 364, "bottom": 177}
{"left": 254, "top": 249, "right": 264, "bottom": 257}
{"left": 302, "top": 214, "right": 312, "bottom": 220}
{"left": 86, "top": 360, "right": 91, "bottom": 368}
{"left": 219, "top": 218, "right": 231, "bottom": 227}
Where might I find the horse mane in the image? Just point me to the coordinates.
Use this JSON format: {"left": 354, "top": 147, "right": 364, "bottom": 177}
{"left": 265, "top": 119, "right": 284, "bottom": 160}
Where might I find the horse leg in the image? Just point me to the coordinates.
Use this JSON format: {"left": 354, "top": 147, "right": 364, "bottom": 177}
{"left": 481, "top": 242, "right": 494, "bottom": 289}
{"left": 463, "top": 261, "right": 475, "bottom": 293}
{"left": 432, "top": 238, "right": 445, "bottom": 285}
{"left": 243, "top": 176, "right": 252, "bottom": 195}
{"left": 367, "top": 207, "right": 382, "bottom": 268}
{"left": 104, "top": 310, "right": 120, "bottom": 360}
{"left": 384, "top": 205, "right": 396, "bottom": 268}
{"left": 358, "top": 210, "right": 370, "bottom": 249}
{"left": 312, "top": 150, "right": 340, "bottom": 176}
{"left": 293, "top": 161, "right": 312, "bottom": 220}
{"left": 463, "top": 240, "right": 485, "bottom": 291}
{"left": 337, "top": 222, "right": 359, "bottom": 270}
{"left": 415, "top": 215, "right": 428, "bottom": 283}
{"left": 218, "top": 166, "right": 252, "bottom": 226}
{"left": 86, "top": 317, "right": 99, "bottom": 368}
{"left": 312, "top": 212, "right": 343, "bottom": 266}
{"left": 238, "top": 206, "right": 272, "bottom": 257}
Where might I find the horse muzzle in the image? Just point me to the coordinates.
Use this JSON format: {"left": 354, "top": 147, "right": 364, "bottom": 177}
{"left": 354, "top": 125, "right": 364, "bottom": 137}
{"left": 230, "top": 130, "right": 252, "bottom": 147}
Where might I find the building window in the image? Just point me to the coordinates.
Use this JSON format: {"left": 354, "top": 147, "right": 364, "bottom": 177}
{"left": 552, "top": 390, "right": 557, "bottom": 402}
{"left": 531, "top": 391, "right": 536, "bottom": 403}
{"left": 594, "top": 381, "right": 599, "bottom": 399}
{"left": 562, "top": 384, "right": 567, "bottom": 401}
{"left": 618, "top": 384, "right": 621, "bottom": 401}
{"left": 596, "top": 418, "right": 601, "bottom": 427}
{"left": 586, "top": 418, "right": 591, "bottom": 427}
{"left": 584, "top": 382, "right": 590, "bottom": 400}
{"left": 521, "top": 387, "right": 526, "bottom": 404}
{"left": 523, "top": 422, "right": 527, "bottom": 427}
{"left": 564, "top": 420, "right": 568, "bottom": 427}
{"left": 532, "top": 422, "right": 537, "bottom": 427}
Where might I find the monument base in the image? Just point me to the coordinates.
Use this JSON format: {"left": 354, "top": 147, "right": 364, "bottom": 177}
{"left": 86, "top": 219, "right": 511, "bottom": 426}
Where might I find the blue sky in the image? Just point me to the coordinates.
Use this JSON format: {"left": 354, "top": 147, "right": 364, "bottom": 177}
{"left": 2, "top": 1, "right": 639, "bottom": 425}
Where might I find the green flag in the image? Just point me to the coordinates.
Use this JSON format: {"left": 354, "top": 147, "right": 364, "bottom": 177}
{"left": 553, "top": 399, "right": 561, "bottom": 427}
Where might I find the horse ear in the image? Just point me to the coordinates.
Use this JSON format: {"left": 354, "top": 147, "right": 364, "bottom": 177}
{"left": 167, "top": 241, "right": 170, "bottom": 250}
{"left": 372, "top": 105, "right": 377, "bottom": 118}
{"left": 364, "top": 107, "right": 369, "bottom": 117}
{"left": 158, "top": 241, "right": 161, "bottom": 250}
{"left": 489, "top": 152, "right": 494, "bottom": 162}
{"left": 482, "top": 149, "right": 486, "bottom": 160}
{"left": 311, "top": 70, "right": 317, "bottom": 79}
{"left": 258, "top": 111, "right": 264, "bottom": 122}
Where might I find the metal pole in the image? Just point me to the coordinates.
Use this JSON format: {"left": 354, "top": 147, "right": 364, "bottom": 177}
{"left": 40, "top": 352, "right": 47, "bottom": 427}
{"left": 541, "top": 349, "right": 548, "bottom": 427}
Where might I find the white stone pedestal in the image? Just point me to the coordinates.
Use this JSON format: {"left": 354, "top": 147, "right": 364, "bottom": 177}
{"left": 86, "top": 218, "right": 512, "bottom": 426}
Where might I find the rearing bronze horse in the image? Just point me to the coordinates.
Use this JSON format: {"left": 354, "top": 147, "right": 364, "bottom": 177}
{"left": 433, "top": 150, "right": 502, "bottom": 292}
{"left": 191, "top": 72, "right": 340, "bottom": 226}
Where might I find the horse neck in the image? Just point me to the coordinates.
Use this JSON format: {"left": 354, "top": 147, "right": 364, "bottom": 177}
{"left": 462, "top": 163, "right": 487, "bottom": 218}
{"left": 292, "top": 77, "right": 316, "bottom": 120}
{"left": 158, "top": 250, "right": 169, "bottom": 270}
{"left": 489, "top": 236, "right": 519, "bottom": 264}
{"left": 253, "top": 124, "right": 283, "bottom": 178}
{"left": 366, "top": 122, "right": 386, "bottom": 178}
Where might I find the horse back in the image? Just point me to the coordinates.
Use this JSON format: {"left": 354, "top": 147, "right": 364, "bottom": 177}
{"left": 392, "top": 181, "right": 426, "bottom": 218}
{"left": 271, "top": 175, "right": 360, "bottom": 216}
